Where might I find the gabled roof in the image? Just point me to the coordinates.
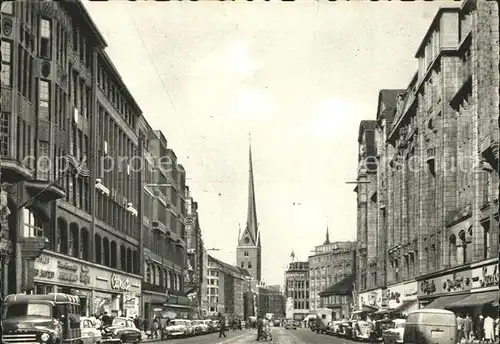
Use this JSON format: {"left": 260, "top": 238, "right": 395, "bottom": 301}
{"left": 318, "top": 275, "right": 355, "bottom": 297}
{"left": 208, "top": 255, "right": 250, "bottom": 279}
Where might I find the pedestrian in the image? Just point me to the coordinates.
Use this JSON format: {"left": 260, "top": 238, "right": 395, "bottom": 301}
{"left": 152, "top": 318, "right": 159, "bottom": 339}
{"left": 457, "top": 314, "right": 464, "bottom": 342}
{"left": 464, "top": 314, "right": 473, "bottom": 342}
{"left": 484, "top": 315, "right": 495, "bottom": 343}
{"left": 256, "top": 316, "right": 263, "bottom": 341}
{"left": 218, "top": 312, "right": 227, "bottom": 338}
{"left": 101, "top": 311, "right": 112, "bottom": 326}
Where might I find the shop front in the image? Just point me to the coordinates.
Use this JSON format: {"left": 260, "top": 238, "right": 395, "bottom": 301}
{"left": 142, "top": 283, "right": 194, "bottom": 321}
{"left": 417, "top": 267, "right": 472, "bottom": 310}
{"left": 358, "top": 288, "right": 383, "bottom": 312}
{"left": 385, "top": 281, "right": 419, "bottom": 315}
{"left": 33, "top": 250, "right": 142, "bottom": 317}
{"left": 442, "top": 259, "right": 499, "bottom": 317}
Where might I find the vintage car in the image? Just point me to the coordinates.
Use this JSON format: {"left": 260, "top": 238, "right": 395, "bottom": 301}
{"left": 164, "top": 319, "right": 189, "bottom": 338}
{"left": 284, "top": 319, "right": 297, "bottom": 330}
{"left": 2, "top": 293, "right": 81, "bottom": 344}
{"left": 211, "top": 319, "right": 221, "bottom": 332}
{"left": 329, "top": 320, "right": 343, "bottom": 335}
{"left": 353, "top": 320, "right": 375, "bottom": 341}
{"left": 382, "top": 319, "right": 406, "bottom": 344}
{"left": 192, "top": 320, "right": 210, "bottom": 334}
{"left": 81, "top": 317, "right": 103, "bottom": 344}
{"left": 371, "top": 318, "right": 395, "bottom": 341}
{"left": 337, "top": 320, "right": 354, "bottom": 338}
{"left": 101, "top": 317, "right": 141, "bottom": 343}
{"left": 184, "top": 320, "right": 195, "bottom": 336}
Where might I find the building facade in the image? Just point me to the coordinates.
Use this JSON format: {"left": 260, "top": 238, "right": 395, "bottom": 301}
{"left": 0, "top": 0, "right": 192, "bottom": 318}
{"left": 319, "top": 274, "right": 355, "bottom": 320}
{"left": 309, "top": 234, "right": 356, "bottom": 310}
{"left": 284, "top": 260, "right": 309, "bottom": 320}
{"left": 207, "top": 254, "right": 248, "bottom": 318}
{"left": 355, "top": 0, "right": 499, "bottom": 315}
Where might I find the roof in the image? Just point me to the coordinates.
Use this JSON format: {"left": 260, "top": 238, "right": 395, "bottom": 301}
{"left": 99, "top": 51, "right": 143, "bottom": 116}
{"left": 376, "top": 89, "right": 406, "bottom": 127}
{"left": 60, "top": 0, "right": 107, "bottom": 48}
{"left": 415, "top": 6, "right": 461, "bottom": 58}
{"left": 318, "top": 275, "right": 355, "bottom": 297}
{"left": 208, "top": 255, "right": 249, "bottom": 278}
{"left": 357, "top": 120, "right": 377, "bottom": 143}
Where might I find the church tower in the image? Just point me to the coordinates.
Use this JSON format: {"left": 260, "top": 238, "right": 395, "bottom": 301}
{"left": 236, "top": 142, "right": 262, "bottom": 282}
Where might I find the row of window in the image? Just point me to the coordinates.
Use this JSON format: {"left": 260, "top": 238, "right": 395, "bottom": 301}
{"left": 321, "top": 295, "right": 349, "bottom": 305}
{"left": 145, "top": 263, "right": 182, "bottom": 292}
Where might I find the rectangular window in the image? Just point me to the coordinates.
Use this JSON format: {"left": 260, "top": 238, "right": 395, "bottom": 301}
{"left": 38, "top": 142, "right": 49, "bottom": 181}
{"left": 40, "top": 18, "right": 51, "bottom": 58}
{"left": 0, "top": 113, "right": 9, "bottom": 157}
{"left": 38, "top": 80, "right": 50, "bottom": 120}
{"left": 1, "top": 40, "right": 12, "bottom": 86}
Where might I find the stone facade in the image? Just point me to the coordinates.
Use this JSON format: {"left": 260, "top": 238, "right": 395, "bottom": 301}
{"left": 355, "top": 0, "right": 499, "bottom": 308}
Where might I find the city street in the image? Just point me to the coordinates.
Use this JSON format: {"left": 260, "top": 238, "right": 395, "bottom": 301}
{"left": 153, "top": 328, "right": 366, "bottom": 344}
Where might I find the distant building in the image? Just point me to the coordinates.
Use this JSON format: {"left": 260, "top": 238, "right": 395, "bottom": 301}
{"left": 284, "top": 258, "right": 309, "bottom": 321}
{"left": 318, "top": 274, "right": 355, "bottom": 320}
{"left": 309, "top": 230, "right": 356, "bottom": 310}
{"left": 207, "top": 255, "right": 249, "bottom": 318}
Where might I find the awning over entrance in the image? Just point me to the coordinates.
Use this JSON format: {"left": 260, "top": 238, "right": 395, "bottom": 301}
{"left": 423, "top": 295, "right": 466, "bottom": 309}
{"left": 446, "top": 290, "right": 499, "bottom": 309}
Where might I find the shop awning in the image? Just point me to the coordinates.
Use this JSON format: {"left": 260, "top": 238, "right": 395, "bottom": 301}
{"left": 446, "top": 290, "right": 499, "bottom": 308}
{"left": 423, "top": 295, "right": 466, "bottom": 309}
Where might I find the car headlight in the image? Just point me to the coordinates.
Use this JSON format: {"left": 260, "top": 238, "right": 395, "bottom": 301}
{"left": 41, "top": 333, "right": 50, "bottom": 342}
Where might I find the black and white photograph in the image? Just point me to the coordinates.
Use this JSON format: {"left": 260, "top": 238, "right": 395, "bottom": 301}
{"left": 0, "top": 0, "right": 499, "bottom": 343}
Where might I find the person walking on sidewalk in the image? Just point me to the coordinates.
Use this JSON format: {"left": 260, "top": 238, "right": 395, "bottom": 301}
{"left": 218, "top": 313, "right": 227, "bottom": 338}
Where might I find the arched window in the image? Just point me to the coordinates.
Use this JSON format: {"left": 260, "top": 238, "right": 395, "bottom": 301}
{"left": 127, "top": 248, "right": 132, "bottom": 273}
{"left": 110, "top": 241, "right": 117, "bottom": 268}
{"left": 80, "top": 228, "right": 89, "bottom": 261}
{"left": 166, "top": 270, "right": 171, "bottom": 289}
{"left": 157, "top": 266, "right": 162, "bottom": 286}
{"left": 449, "top": 234, "right": 457, "bottom": 266}
{"left": 248, "top": 262, "right": 252, "bottom": 269}
{"left": 459, "top": 230, "right": 467, "bottom": 264}
{"left": 244, "top": 251, "right": 249, "bottom": 257}
{"left": 95, "top": 234, "right": 102, "bottom": 264}
{"left": 120, "top": 245, "right": 126, "bottom": 270}
{"left": 69, "top": 223, "right": 79, "bottom": 258}
{"left": 57, "top": 218, "right": 68, "bottom": 254}
{"left": 103, "top": 238, "right": 110, "bottom": 266}
{"left": 145, "top": 262, "right": 151, "bottom": 283}
{"left": 241, "top": 262, "right": 244, "bottom": 268}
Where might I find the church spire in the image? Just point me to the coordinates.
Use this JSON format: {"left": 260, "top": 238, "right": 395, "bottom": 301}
{"left": 324, "top": 226, "right": 330, "bottom": 245}
{"left": 246, "top": 138, "right": 259, "bottom": 243}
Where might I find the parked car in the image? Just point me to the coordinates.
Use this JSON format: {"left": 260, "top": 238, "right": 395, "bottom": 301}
{"left": 330, "top": 320, "right": 342, "bottom": 335}
{"left": 382, "top": 319, "right": 406, "bottom": 344}
{"left": 285, "top": 319, "right": 297, "bottom": 330}
{"left": 101, "top": 317, "right": 141, "bottom": 344}
{"left": 184, "top": 320, "right": 195, "bottom": 336}
{"left": 81, "top": 317, "right": 103, "bottom": 344}
{"left": 372, "top": 318, "right": 395, "bottom": 341}
{"left": 192, "top": 320, "right": 210, "bottom": 334}
{"left": 164, "top": 319, "right": 189, "bottom": 338}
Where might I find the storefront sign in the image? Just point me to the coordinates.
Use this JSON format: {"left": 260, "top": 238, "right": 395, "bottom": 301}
{"left": 386, "top": 282, "right": 418, "bottom": 309}
{"left": 359, "top": 289, "right": 383, "bottom": 308}
{"left": 34, "top": 251, "right": 141, "bottom": 295}
{"left": 418, "top": 270, "right": 472, "bottom": 297}
{"left": 472, "top": 263, "right": 499, "bottom": 290}
{"left": 111, "top": 274, "right": 131, "bottom": 291}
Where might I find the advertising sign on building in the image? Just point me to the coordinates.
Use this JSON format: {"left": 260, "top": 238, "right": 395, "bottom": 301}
{"left": 386, "top": 281, "right": 418, "bottom": 310}
{"left": 418, "top": 269, "right": 472, "bottom": 298}
{"left": 472, "top": 261, "right": 499, "bottom": 292}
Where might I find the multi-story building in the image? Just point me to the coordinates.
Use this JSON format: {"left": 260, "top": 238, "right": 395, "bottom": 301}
{"left": 355, "top": 0, "right": 499, "bottom": 316}
{"left": 0, "top": 0, "right": 191, "bottom": 318}
{"left": 141, "top": 129, "right": 190, "bottom": 320}
{"left": 183, "top": 186, "right": 205, "bottom": 315}
{"left": 207, "top": 254, "right": 249, "bottom": 318}
{"left": 284, "top": 260, "right": 309, "bottom": 320}
{"left": 265, "top": 285, "right": 286, "bottom": 319}
{"left": 200, "top": 245, "right": 209, "bottom": 314}
{"left": 309, "top": 232, "right": 356, "bottom": 310}
{"left": 318, "top": 274, "right": 355, "bottom": 320}
{"left": 0, "top": 0, "right": 144, "bottom": 315}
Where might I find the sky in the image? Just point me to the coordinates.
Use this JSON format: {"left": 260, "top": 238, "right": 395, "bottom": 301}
{"left": 83, "top": 0, "right": 445, "bottom": 286}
